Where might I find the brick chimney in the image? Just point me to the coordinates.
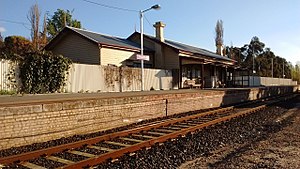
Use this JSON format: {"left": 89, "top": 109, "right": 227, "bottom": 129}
{"left": 153, "top": 21, "right": 166, "bottom": 42}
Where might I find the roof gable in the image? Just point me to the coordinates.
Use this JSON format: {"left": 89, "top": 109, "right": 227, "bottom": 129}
{"left": 46, "top": 27, "right": 142, "bottom": 52}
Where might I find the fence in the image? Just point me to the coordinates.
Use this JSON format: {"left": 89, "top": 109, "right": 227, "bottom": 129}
{"left": 65, "top": 64, "right": 174, "bottom": 93}
{"left": 1, "top": 60, "right": 297, "bottom": 93}
{"left": 0, "top": 59, "right": 17, "bottom": 91}
{"left": 234, "top": 76, "right": 297, "bottom": 87}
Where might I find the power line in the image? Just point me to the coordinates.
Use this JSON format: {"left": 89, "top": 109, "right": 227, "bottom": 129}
{"left": 82, "top": 0, "right": 138, "bottom": 12}
{"left": 144, "top": 15, "right": 155, "bottom": 31}
{"left": 0, "top": 19, "right": 30, "bottom": 26}
{"left": 81, "top": 0, "right": 156, "bottom": 32}
{"left": 0, "top": 19, "right": 31, "bottom": 30}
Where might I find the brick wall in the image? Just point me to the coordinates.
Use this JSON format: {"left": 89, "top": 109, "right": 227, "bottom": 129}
{"left": 0, "top": 86, "right": 297, "bottom": 150}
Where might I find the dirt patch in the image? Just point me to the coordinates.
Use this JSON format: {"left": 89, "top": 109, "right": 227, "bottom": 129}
{"left": 179, "top": 104, "right": 300, "bottom": 169}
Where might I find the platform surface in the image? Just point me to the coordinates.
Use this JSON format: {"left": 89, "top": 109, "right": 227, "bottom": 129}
{"left": 0, "top": 87, "right": 258, "bottom": 106}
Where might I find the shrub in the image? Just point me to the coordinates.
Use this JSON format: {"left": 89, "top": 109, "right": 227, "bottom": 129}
{"left": 19, "top": 51, "right": 71, "bottom": 94}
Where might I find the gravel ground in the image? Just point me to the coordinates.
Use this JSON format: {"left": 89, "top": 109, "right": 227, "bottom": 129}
{"left": 179, "top": 96, "right": 300, "bottom": 169}
{"left": 95, "top": 96, "right": 299, "bottom": 169}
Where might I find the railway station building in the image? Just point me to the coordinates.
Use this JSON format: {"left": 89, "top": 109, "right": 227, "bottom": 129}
{"left": 46, "top": 21, "right": 247, "bottom": 90}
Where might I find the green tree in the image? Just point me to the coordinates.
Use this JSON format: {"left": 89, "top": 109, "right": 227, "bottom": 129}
{"left": 271, "top": 56, "right": 291, "bottom": 78}
{"left": 0, "top": 33, "right": 4, "bottom": 51}
{"left": 0, "top": 32, "right": 3, "bottom": 42}
{"left": 240, "top": 36, "right": 265, "bottom": 70}
{"left": 0, "top": 34, "right": 4, "bottom": 58}
{"left": 255, "top": 48, "right": 275, "bottom": 77}
{"left": 227, "top": 36, "right": 292, "bottom": 79}
{"left": 291, "top": 63, "right": 300, "bottom": 83}
{"left": 47, "top": 9, "right": 82, "bottom": 39}
{"left": 225, "top": 46, "right": 242, "bottom": 64}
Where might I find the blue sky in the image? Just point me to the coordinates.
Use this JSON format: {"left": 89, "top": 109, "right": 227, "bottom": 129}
{"left": 1, "top": 0, "right": 299, "bottom": 65}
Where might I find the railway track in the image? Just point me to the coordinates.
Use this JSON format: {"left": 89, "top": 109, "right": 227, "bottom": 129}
{"left": 0, "top": 94, "right": 295, "bottom": 169}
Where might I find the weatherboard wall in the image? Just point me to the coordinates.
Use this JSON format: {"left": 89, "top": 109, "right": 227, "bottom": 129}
{"left": 51, "top": 31, "right": 100, "bottom": 65}
{"left": 100, "top": 48, "right": 136, "bottom": 66}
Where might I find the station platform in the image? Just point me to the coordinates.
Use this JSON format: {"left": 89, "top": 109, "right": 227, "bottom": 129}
{"left": 0, "top": 86, "right": 297, "bottom": 150}
{"left": 0, "top": 87, "right": 259, "bottom": 106}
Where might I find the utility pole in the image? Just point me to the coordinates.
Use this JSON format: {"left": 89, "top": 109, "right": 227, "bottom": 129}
{"left": 252, "top": 45, "right": 255, "bottom": 87}
{"left": 271, "top": 58, "right": 273, "bottom": 78}
{"left": 283, "top": 62, "right": 285, "bottom": 78}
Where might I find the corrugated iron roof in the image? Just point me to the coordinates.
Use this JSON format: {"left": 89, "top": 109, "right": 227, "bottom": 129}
{"left": 165, "top": 39, "right": 234, "bottom": 62}
{"left": 137, "top": 33, "right": 235, "bottom": 62}
{"left": 67, "top": 27, "right": 141, "bottom": 51}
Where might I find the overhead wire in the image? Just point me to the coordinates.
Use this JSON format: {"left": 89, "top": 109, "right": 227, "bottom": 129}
{"left": 81, "top": 0, "right": 139, "bottom": 12}
{"left": 1, "top": 1, "right": 157, "bottom": 33}
{"left": 144, "top": 15, "right": 155, "bottom": 31}
{"left": 0, "top": 19, "right": 31, "bottom": 30}
{"left": 81, "top": 0, "right": 157, "bottom": 32}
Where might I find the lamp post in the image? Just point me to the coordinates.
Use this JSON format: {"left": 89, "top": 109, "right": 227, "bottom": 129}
{"left": 252, "top": 46, "right": 255, "bottom": 87}
{"left": 283, "top": 62, "right": 285, "bottom": 78}
{"left": 271, "top": 58, "right": 273, "bottom": 78}
{"left": 140, "top": 4, "right": 160, "bottom": 91}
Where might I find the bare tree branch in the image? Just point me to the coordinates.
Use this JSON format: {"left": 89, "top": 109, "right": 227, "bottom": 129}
{"left": 28, "top": 3, "right": 40, "bottom": 50}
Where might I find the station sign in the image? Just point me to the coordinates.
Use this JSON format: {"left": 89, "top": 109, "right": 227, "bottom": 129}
{"left": 136, "top": 54, "right": 150, "bottom": 61}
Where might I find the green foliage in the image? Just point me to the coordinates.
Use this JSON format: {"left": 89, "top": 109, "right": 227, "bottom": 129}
{"left": 226, "top": 36, "right": 291, "bottom": 78}
{"left": 291, "top": 63, "right": 300, "bottom": 83}
{"left": 0, "top": 90, "right": 17, "bottom": 95}
{"left": 240, "top": 36, "right": 265, "bottom": 69}
{"left": 47, "top": 9, "right": 82, "bottom": 39}
{"left": 19, "top": 51, "right": 72, "bottom": 94}
{"left": 0, "top": 36, "right": 33, "bottom": 61}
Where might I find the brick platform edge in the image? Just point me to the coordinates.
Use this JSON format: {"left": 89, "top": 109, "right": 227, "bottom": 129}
{"left": 0, "top": 86, "right": 297, "bottom": 150}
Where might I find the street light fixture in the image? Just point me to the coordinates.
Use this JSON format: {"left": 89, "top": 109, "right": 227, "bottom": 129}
{"left": 140, "top": 4, "right": 160, "bottom": 91}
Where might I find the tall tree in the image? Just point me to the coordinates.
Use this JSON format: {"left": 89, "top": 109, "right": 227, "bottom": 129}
{"left": 0, "top": 33, "right": 4, "bottom": 57}
{"left": 215, "top": 20, "right": 224, "bottom": 55}
{"left": 226, "top": 36, "right": 292, "bottom": 79}
{"left": 47, "top": 9, "right": 82, "bottom": 39}
{"left": 291, "top": 63, "right": 300, "bottom": 83}
{"left": 240, "top": 36, "right": 265, "bottom": 70}
{"left": 0, "top": 32, "right": 3, "bottom": 42}
{"left": 28, "top": 3, "right": 40, "bottom": 50}
{"left": 40, "top": 14, "right": 48, "bottom": 48}
{"left": 225, "top": 46, "right": 242, "bottom": 64}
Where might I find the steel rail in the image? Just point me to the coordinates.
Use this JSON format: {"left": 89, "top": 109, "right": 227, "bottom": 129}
{"left": 62, "top": 105, "right": 266, "bottom": 169}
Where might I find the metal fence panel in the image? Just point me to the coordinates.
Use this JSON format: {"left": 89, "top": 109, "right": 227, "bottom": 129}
{"left": 65, "top": 64, "right": 174, "bottom": 93}
{"left": 0, "top": 59, "right": 17, "bottom": 91}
